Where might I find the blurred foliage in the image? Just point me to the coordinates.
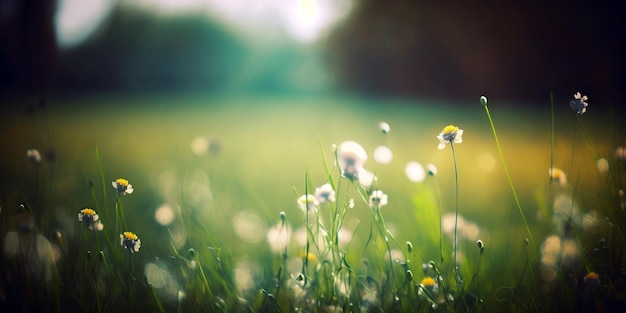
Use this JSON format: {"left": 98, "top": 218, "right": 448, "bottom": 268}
{"left": 53, "top": 6, "right": 246, "bottom": 93}
{"left": 326, "top": 0, "right": 626, "bottom": 106}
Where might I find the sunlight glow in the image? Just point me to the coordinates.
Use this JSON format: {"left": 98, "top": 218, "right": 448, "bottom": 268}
{"left": 56, "top": 0, "right": 353, "bottom": 48}
{"left": 55, "top": 0, "right": 113, "bottom": 48}
{"left": 204, "top": 0, "right": 353, "bottom": 43}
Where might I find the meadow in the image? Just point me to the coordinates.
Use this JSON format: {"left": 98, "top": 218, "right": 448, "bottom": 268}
{"left": 0, "top": 93, "right": 624, "bottom": 312}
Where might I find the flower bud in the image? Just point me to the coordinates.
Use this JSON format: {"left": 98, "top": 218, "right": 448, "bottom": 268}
{"left": 480, "top": 95, "right": 488, "bottom": 106}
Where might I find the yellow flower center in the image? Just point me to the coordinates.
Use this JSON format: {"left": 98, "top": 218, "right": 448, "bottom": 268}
{"left": 421, "top": 277, "right": 436, "bottom": 287}
{"left": 586, "top": 271, "right": 599, "bottom": 280}
{"left": 82, "top": 208, "right": 96, "bottom": 216}
{"left": 300, "top": 252, "right": 318, "bottom": 262}
{"left": 116, "top": 178, "right": 129, "bottom": 187}
{"left": 442, "top": 125, "right": 458, "bottom": 134}
{"left": 124, "top": 231, "right": 138, "bottom": 240}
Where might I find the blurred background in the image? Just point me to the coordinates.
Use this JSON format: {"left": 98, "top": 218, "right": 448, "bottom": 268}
{"left": 1, "top": 0, "right": 625, "bottom": 108}
{"left": 1, "top": 2, "right": 625, "bottom": 306}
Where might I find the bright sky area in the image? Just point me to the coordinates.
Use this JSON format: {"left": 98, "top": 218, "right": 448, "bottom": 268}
{"left": 54, "top": 0, "right": 354, "bottom": 48}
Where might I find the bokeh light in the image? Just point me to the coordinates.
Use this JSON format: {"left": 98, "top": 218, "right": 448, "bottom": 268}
{"left": 405, "top": 161, "right": 426, "bottom": 183}
{"left": 232, "top": 210, "right": 267, "bottom": 244}
{"left": 373, "top": 145, "right": 393, "bottom": 164}
{"left": 155, "top": 203, "right": 176, "bottom": 226}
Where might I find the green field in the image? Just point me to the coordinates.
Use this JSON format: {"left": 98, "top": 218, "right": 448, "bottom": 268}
{"left": 0, "top": 93, "right": 623, "bottom": 312}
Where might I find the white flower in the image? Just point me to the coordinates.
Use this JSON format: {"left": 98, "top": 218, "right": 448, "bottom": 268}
{"left": 358, "top": 168, "right": 377, "bottom": 189}
{"left": 26, "top": 149, "right": 42, "bottom": 165}
{"left": 369, "top": 190, "right": 388, "bottom": 208}
{"left": 337, "top": 141, "right": 368, "bottom": 180}
{"left": 569, "top": 92, "right": 589, "bottom": 114}
{"left": 297, "top": 194, "right": 318, "bottom": 212}
{"left": 379, "top": 122, "right": 390, "bottom": 134}
{"left": 314, "top": 183, "right": 336, "bottom": 203}
{"left": 437, "top": 125, "right": 463, "bottom": 150}
{"left": 426, "top": 163, "right": 438, "bottom": 176}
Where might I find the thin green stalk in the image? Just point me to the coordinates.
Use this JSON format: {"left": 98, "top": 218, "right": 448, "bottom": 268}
{"left": 482, "top": 97, "right": 537, "bottom": 251}
{"left": 115, "top": 196, "right": 128, "bottom": 234}
{"left": 430, "top": 174, "right": 445, "bottom": 267}
{"left": 451, "top": 141, "right": 470, "bottom": 311}
{"left": 576, "top": 115, "right": 600, "bottom": 160}
{"left": 301, "top": 175, "right": 310, "bottom": 287}
{"left": 548, "top": 91, "right": 555, "bottom": 193}
{"left": 95, "top": 147, "right": 108, "bottom": 215}
{"left": 451, "top": 143, "right": 459, "bottom": 277}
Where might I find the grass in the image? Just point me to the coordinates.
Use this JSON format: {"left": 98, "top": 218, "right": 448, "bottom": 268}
{"left": 0, "top": 93, "right": 624, "bottom": 312}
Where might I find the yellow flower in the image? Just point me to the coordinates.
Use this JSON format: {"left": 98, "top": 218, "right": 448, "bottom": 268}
{"left": 437, "top": 125, "right": 464, "bottom": 150}
{"left": 78, "top": 208, "right": 103, "bottom": 231}
{"left": 120, "top": 231, "right": 141, "bottom": 253}
{"left": 112, "top": 178, "right": 134, "bottom": 195}
{"left": 419, "top": 276, "right": 439, "bottom": 294}
{"left": 549, "top": 167, "right": 568, "bottom": 186}
{"left": 300, "top": 252, "right": 318, "bottom": 263}
{"left": 421, "top": 277, "right": 436, "bottom": 288}
{"left": 585, "top": 271, "right": 599, "bottom": 281}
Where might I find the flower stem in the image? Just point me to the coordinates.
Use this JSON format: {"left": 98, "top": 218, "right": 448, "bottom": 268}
{"left": 483, "top": 102, "right": 537, "bottom": 251}
{"left": 451, "top": 143, "right": 459, "bottom": 275}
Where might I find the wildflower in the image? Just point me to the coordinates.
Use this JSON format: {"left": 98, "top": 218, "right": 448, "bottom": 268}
{"left": 422, "top": 262, "right": 436, "bottom": 277}
{"left": 437, "top": 125, "right": 463, "bottom": 150}
{"left": 78, "top": 208, "right": 103, "bottom": 231}
{"left": 419, "top": 276, "right": 438, "bottom": 294}
{"left": 337, "top": 141, "right": 368, "bottom": 180}
{"left": 584, "top": 271, "right": 600, "bottom": 288}
{"left": 569, "top": 92, "right": 589, "bottom": 114}
{"left": 300, "top": 251, "right": 318, "bottom": 263}
{"left": 112, "top": 178, "right": 134, "bottom": 195}
{"left": 549, "top": 167, "right": 568, "bottom": 186}
{"left": 120, "top": 231, "right": 141, "bottom": 253}
{"left": 406, "top": 241, "right": 413, "bottom": 253}
{"left": 358, "top": 168, "right": 377, "bottom": 188}
{"left": 426, "top": 163, "right": 438, "bottom": 176}
{"left": 26, "top": 149, "right": 42, "bottom": 166}
{"left": 369, "top": 190, "right": 388, "bottom": 208}
{"left": 379, "top": 122, "right": 390, "bottom": 134}
{"left": 477, "top": 240, "right": 484, "bottom": 254}
{"left": 553, "top": 194, "right": 581, "bottom": 236}
{"left": 480, "top": 95, "right": 488, "bottom": 106}
{"left": 314, "top": 183, "right": 336, "bottom": 203}
{"left": 297, "top": 194, "right": 318, "bottom": 212}
{"left": 406, "top": 269, "right": 414, "bottom": 282}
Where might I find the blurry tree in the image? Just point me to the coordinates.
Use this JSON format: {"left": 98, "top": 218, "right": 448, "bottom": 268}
{"left": 53, "top": 5, "right": 248, "bottom": 94}
{"left": 0, "top": 0, "right": 57, "bottom": 94}
{"left": 327, "top": 0, "right": 626, "bottom": 105}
